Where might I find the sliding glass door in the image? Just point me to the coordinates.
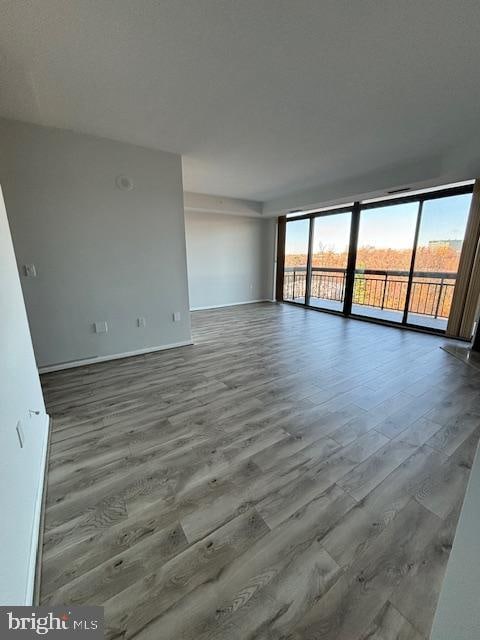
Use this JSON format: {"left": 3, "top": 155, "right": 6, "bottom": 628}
{"left": 353, "top": 202, "right": 418, "bottom": 323}
{"left": 279, "top": 183, "right": 474, "bottom": 335}
{"left": 309, "top": 212, "right": 352, "bottom": 312}
{"left": 406, "top": 193, "right": 472, "bottom": 329}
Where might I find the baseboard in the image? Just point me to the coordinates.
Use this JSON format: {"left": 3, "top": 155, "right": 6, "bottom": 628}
{"left": 190, "top": 299, "right": 273, "bottom": 311}
{"left": 25, "top": 413, "right": 50, "bottom": 605}
{"left": 38, "top": 340, "right": 194, "bottom": 374}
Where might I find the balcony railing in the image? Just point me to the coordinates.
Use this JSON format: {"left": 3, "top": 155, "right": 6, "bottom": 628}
{"left": 284, "top": 266, "right": 456, "bottom": 319}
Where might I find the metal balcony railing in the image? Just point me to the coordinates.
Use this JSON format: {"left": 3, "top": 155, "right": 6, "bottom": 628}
{"left": 284, "top": 266, "right": 457, "bottom": 319}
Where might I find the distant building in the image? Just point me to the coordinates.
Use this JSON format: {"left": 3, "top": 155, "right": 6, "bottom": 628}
{"left": 428, "top": 239, "right": 462, "bottom": 251}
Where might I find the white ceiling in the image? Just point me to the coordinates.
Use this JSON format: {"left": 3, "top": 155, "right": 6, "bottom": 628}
{"left": 1, "top": 1, "right": 480, "bottom": 207}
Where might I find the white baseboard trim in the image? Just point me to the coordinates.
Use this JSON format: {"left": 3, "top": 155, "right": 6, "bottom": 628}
{"left": 38, "top": 340, "right": 194, "bottom": 374}
{"left": 190, "top": 299, "right": 273, "bottom": 311}
{"left": 25, "top": 413, "right": 50, "bottom": 605}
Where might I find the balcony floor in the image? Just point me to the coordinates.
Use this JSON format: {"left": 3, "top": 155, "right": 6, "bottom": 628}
{"left": 289, "top": 297, "right": 448, "bottom": 331}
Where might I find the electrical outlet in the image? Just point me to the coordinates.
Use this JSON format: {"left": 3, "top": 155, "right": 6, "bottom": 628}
{"left": 137, "top": 317, "right": 146, "bottom": 328}
{"left": 94, "top": 321, "right": 108, "bottom": 334}
{"left": 173, "top": 312, "right": 181, "bottom": 323}
{"left": 23, "top": 264, "right": 37, "bottom": 278}
{"left": 16, "top": 421, "right": 25, "bottom": 448}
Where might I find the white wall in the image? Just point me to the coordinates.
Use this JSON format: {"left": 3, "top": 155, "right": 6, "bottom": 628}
{"left": 185, "top": 211, "right": 276, "bottom": 310}
{"left": 0, "top": 185, "right": 49, "bottom": 604}
{"left": 430, "top": 441, "right": 480, "bottom": 640}
{"left": 0, "top": 118, "right": 192, "bottom": 369}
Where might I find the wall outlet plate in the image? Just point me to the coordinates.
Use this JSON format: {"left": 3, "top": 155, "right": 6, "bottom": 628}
{"left": 137, "top": 317, "right": 146, "bottom": 328}
{"left": 23, "top": 264, "right": 37, "bottom": 278}
{"left": 16, "top": 421, "right": 25, "bottom": 448}
{"left": 94, "top": 321, "right": 108, "bottom": 334}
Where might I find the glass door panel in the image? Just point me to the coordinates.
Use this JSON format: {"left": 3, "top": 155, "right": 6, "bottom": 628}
{"left": 353, "top": 202, "right": 418, "bottom": 323}
{"left": 407, "top": 193, "right": 471, "bottom": 329}
{"left": 309, "top": 212, "right": 352, "bottom": 312}
{"left": 283, "top": 218, "right": 310, "bottom": 304}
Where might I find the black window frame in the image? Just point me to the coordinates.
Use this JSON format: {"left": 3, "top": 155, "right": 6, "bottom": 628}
{"left": 277, "top": 182, "right": 474, "bottom": 336}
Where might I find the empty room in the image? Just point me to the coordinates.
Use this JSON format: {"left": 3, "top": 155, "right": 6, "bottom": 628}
{"left": 2, "top": 2, "right": 480, "bottom": 639}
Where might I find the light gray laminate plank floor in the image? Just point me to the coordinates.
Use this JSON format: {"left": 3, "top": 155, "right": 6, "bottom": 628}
{"left": 39, "top": 303, "right": 480, "bottom": 639}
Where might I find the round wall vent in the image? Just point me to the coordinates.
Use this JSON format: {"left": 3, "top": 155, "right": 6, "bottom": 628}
{"left": 116, "top": 175, "right": 134, "bottom": 191}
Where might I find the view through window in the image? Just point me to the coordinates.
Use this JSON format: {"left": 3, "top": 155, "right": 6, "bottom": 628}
{"left": 283, "top": 218, "right": 309, "bottom": 304}
{"left": 309, "top": 212, "right": 352, "bottom": 312}
{"left": 281, "top": 184, "right": 473, "bottom": 332}
{"left": 353, "top": 202, "right": 418, "bottom": 323}
{"left": 407, "top": 194, "right": 471, "bottom": 329}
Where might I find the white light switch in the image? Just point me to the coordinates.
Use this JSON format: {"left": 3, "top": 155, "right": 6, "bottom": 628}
{"left": 137, "top": 317, "right": 146, "bottom": 328}
{"left": 173, "top": 312, "right": 181, "bottom": 322}
{"left": 94, "top": 321, "right": 108, "bottom": 334}
{"left": 23, "top": 264, "right": 37, "bottom": 278}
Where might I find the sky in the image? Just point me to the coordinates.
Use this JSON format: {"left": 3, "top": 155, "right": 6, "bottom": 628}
{"left": 285, "top": 193, "right": 471, "bottom": 254}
